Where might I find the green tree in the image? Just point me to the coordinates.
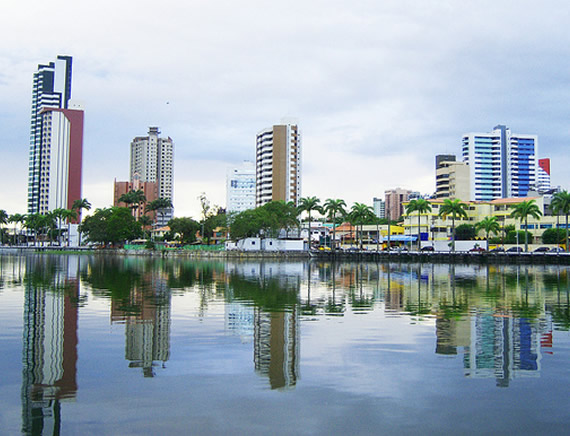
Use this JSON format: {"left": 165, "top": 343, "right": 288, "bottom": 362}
{"left": 506, "top": 230, "right": 533, "bottom": 245}
{"left": 298, "top": 197, "right": 322, "bottom": 248}
{"left": 551, "top": 191, "right": 570, "bottom": 252}
{"left": 167, "top": 217, "right": 200, "bottom": 244}
{"left": 145, "top": 197, "right": 173, "bottom": 227}
{"left": 475, "top": 216, "right": 501, "bottom": 242}
{"left": 61, "top": 209, "right": 77, "bottom": 246}
{"left": 405, "top": 198, "right": 432, "bottom": 250}
{"left": 349, "top": 203, "right": 374, "bottom": 249}
{"left": 80, "top": 207, "right": 142, "bottom": 246}
{"left": 438, "top": 199, "right": 468, "bottom": 252}
{"left": 323, "top": 199, "right": 347, "bottom": 251}
{"left": 510, "top": 200, "right": 543, "bottom": 252}
{"left": 72, "top": 198, "right": 91, "bottom": 245}
{"left": 0, "top": 209, "right": 8, "bottom": 245}
{"left": 229, "top": 209, "right": 265, "bottom": 239}
{"left": 542, "top": 228, "right": 566, "bottom": 245}
{"left": 138, "top": 215, "right": 153, "bottom": 240}
{"left": 9, "top": 213, "right": 26, "bottom": 245}
{"left": 119, "top": 190, "right": 147, "bottom": 216}
{"left": 455, "top": 224, "right": 477, "bottom": 240}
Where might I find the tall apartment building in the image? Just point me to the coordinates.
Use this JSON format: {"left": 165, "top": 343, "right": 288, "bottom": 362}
{"left": 435, "top": 155, "right": 470, "bottom": 200}
{"left": 537, "top": 158, "right": 551, "bottom": 193}
{"left": 226, "top": 161, "right": 256, "bottom": 213}
{"left": 385, "top": 188, "right": 412, "bottom": 222}
{"left": 373, "top": 197, "right": 385, "bottom": 219}
{"left": 27, "top": 55, "right": 84, "bottom": 218}
{"left": 462, "top": 125, "right": 538, "bottom": 201}
{"left": 129, "top": 127, "right": 174, "bottom": 226}
{"left": 255, "top": 122, "right": 301, "bottom": 207}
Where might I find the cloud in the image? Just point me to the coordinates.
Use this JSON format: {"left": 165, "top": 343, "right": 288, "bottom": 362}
{"left": 1, "top": 0, "right": 569, "bottom": 215}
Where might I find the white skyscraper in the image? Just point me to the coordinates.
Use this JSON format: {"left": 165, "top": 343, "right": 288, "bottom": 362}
{"left": 28, "top": 55, "right": 84, "bottom": 216}
{"left": 255, "top": 121, "right": 301, "bottom": 207}
{"left": 462, "top": 125, "right": 538, "bottom": 201}
{"left": 227, "top": 161, "right": 256, "bottom": 213}
{"left": 130, "top": 127, "right": 174, "bottom": 226}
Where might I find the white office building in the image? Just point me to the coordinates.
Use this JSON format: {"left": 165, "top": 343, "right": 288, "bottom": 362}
{"left": 227, "top": 161, "right": 256, "bottom": 213}
{"left": 462, "top": 125, "right": 538, "bottom": 201}
{"left": 130, "top": 127, "right": 174, "bottom": 226}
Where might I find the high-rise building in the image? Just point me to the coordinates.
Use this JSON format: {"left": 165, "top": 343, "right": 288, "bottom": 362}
{"left": 462, "top": 125, "right": 538, "bottom": 201}
{"left": 255, "top": 121, "right": 301, "bottom": 207}
{"left": 226, "top": 161, "right": 256, "bottom": 213}
{"left": 537, "top": 158, "right": 551, "bottom": 193}
{"left": 385, "top": 188, "right": 412, "bottom": 221}
{"left": 129, "top": 127, "right": 174, "bottom": 226}
{"left": 435, "top": 158, "right": 470, "bottom": 200}
{"left": 373, "top": 197, "right": 385, "bottom": 219}
{"left": 27, "top": 56, "right": 84, "bottom": 217}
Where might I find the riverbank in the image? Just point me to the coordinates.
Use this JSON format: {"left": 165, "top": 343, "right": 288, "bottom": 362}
{"left": 2, "top": 246, "right": 570, "bottom": 264}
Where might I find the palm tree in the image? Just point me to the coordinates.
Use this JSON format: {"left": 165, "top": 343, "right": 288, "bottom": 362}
{"left": 72, "top": 198, "right": 91, "bottom": 245}
{"left": 9, "top": 213, "right": 26, "bottom": 245}
{"left": 0, "top": 209, "right": 8, "bottom": 245}
{"left": 510, "top": 199, "right": 543, "bottom": 252}
{"left": 298, "top": 197, "right": 322, "bottom": 248}
{"left": 119, "top": 190, "right": 146, "bottom": 217}
{"left": 551, "top": 191, "right": 570, "bottom": 252}
{"left": 405, "top": 198, "right": 432, "bottom": 251}
{"left": 61, "top": 209, "right": 77, "bottom": 246}
{"left": 145, "top": 198, "right": 173, "bottom": 227}
{"left": 475, "top": 216, "right": 501, "bottom": 245}
{"left": 138, "top": 215, "right": 153, "bottom": 240}
{"left": 323, "top": 199, "right": 346, "bottom": 251}
{"left": 51, "top": 208, "right": 68, "bottom": 245}
{"left": 438, "top": 199, "right": 468, "bottom": 252}
{"left": 350, "top": 203, "right": 374, "bottom": 250}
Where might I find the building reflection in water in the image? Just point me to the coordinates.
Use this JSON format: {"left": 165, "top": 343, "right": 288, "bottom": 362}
{"left": 226, "top": 262, "right": 301, "bottom": 390}
{"left": 111, "top": 275, "right": 171, "bottom": 378}
{"left": 21, "top": 255, "right": 80, "bottom": 436}
{"left": 254, "top": 307, "right": 299, "bottom": 390}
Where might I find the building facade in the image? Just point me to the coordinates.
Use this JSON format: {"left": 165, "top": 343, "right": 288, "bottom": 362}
{"left": 462, "top": 125, "right": 538, "bottom": 201}
{"left": 226, "top": 161, "right": 256, "bottom": 213}
{"left": 113, "top": 175, "right": 158, "bottom": 221}
{"left": 537, "top": 158, "right": 551, "bottom": 193}
{"left": 28, "top": 55, "right": 84, "bottom": 217}
{"left": 435, "top": 159, "right": 470, "bottom": 200}
{"left": 255, "top": 122, "right": 301, "bottom": 207}
{"left": 385, "top": 188, "right": 412, "bottom": 222}
{"left": 129, "top": 127, "right": 174, "bottom": 226}
{"left": 373, "top": 197, "right": 385, "bottom": 219}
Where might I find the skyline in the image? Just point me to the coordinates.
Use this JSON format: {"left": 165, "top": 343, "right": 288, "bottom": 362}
{"left": 1, "top": 1, "right": 569, "bottom": 219}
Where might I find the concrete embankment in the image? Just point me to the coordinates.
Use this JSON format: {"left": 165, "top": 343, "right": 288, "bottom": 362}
{"left": 2, "top": 246, "right": 570, "bottom": 264}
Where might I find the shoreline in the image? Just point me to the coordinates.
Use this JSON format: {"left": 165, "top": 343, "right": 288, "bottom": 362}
{"left": 2, "top": 246, "right": 570, "bottom": 264}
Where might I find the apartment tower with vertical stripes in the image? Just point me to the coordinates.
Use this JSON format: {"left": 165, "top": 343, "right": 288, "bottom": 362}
{"left": 255, "top": 121, "right": 301, "bottom": 207}
{"left": 27, "top": 55, "right": 84, "bottom": 217}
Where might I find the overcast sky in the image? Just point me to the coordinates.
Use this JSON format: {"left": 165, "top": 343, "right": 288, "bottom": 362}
{"left": 1, "top": 0, "right": 569, "bottom": 218}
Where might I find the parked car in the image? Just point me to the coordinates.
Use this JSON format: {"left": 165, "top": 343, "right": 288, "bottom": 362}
{"left": 550, "top": 247, "right": 566, "bottom": 253}
{"left": 506, "top": 246, "right": 523, "bottom": 253}
{"left": 489, "top": 247, "right": 505, "bottom": 252}
{"left": 469, "top": 246, "right": 486, "bottom": 252}
{"left": 421, "top": 246, "right": 435, "bottom": 252}
{"left": 533, "top": 246, "right": 550, "bottom": 253}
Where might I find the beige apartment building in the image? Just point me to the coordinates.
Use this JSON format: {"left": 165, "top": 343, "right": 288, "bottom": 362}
{"left": 385, "top": 188, "right": 412, "bottom": 221}
{"left": 255, "top": 122, "right": 301, "bottom": 207}
{"left": 435, "top": 160, "right": 470, "bottom": 201}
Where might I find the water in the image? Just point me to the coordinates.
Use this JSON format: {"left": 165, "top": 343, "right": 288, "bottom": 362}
{"left": 1, "top": 254, "right": 569, "bottom": 435}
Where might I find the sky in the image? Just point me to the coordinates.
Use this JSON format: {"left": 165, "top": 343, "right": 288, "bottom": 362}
{"left": 1, "top": 0, "right": 569, "bottom": 218}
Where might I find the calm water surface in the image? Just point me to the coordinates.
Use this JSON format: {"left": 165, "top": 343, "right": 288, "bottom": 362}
{"left": 0, "top": 254, "right": 569, "bottom": 435}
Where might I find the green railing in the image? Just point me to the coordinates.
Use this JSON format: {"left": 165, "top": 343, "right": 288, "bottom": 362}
{"left": 125, "top": 243, "right": 225, "bottom": 251}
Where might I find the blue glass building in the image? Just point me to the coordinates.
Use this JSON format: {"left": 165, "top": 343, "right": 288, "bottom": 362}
{"left": 462, "top": 125, "right": 538, "bottom": 201}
